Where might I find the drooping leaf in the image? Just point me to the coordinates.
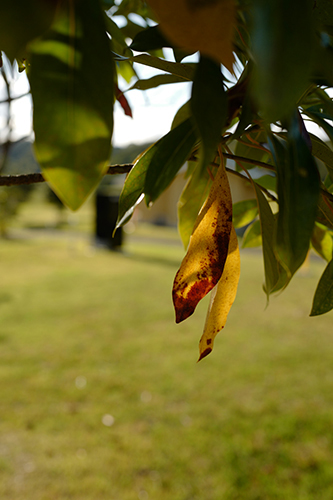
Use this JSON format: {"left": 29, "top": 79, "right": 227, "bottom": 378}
{"left": 146, "top": 0, "right": 236, "bottom": 71}
{"left": 198, "top": 226, "right": 240, "bottom": 361}
{"left": 115, "top": 84, "right": 132, "bottom": 117}
{"left": 310, "top": 133, "right": 333, "bottom": 183}
{"left": 0, "top": 0, "right": 57, "bottom": 62}
{"left": 144, "top": 118, "right": 197, "bottom": 205}
{"left": 250, "top": 0, "right": 314, "bottom": 121}
{"left": 178, "top": 162, "right": 213, "bottom": 249}
{"left": 173, "top": 163, "right": 233, "bottom": 323}
{"left": 191, "top": 56, "right": 228, "bottom": 173}
{"left": 116, "top": 145, "right": 154, "bottom": 228}
{"left": 269, "top": 122, "right": 320, "bottom": 277}
{"left": 311, "top": 223, "right": 333, "bottom": 262}
{"left": 311, "top": 258, "right": 333, "bottom": 316}
{"left": 232, "top": 199, "right": 258, "bottom": 228}
{"left": 28, "top": 0, "right": 114, "bottom": 210}
{"left": 253, "top": 184, "right": 288, "bottom": 296}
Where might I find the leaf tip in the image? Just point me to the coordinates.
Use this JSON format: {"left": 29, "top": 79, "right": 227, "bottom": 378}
{"left": 197, "top": 347, "right": 212, "bottom": 362}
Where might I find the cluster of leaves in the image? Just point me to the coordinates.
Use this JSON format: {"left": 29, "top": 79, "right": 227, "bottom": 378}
{"left": 2, "top": 0, "right": 333, "bottom": 356}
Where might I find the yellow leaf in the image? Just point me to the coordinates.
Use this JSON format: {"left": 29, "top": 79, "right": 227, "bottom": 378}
{"left": 146, "top": 0, "right": 236, "bottom": 72}
{"left": 173, "top": 163, "right": 232, "bottom": 323}
{"left": 198, "top": 225, "right": 240, "bottom": 361}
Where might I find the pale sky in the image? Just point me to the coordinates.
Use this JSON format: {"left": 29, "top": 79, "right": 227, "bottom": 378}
{"left": 0, "top": 55, "right": 330, "bottom": 150}
{"left": 0, "top": 55, "right": 192, "bottom": 148}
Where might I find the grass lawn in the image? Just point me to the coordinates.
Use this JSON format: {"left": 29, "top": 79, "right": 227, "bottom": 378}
{"left": 1, "top": 216, "right": 333, "bottom": 499}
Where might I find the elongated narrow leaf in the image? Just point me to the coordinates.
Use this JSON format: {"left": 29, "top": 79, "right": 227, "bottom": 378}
{"left": 250, "top": 0, "right": 314, "bottom": 121}
{"left": 116, "top": 145, "right": 154, "bottom": 229}
{"left": 178, "top": 162, "right": 213, "bottom": 249}
{"left": 304, "top": 110, "right": 333, "bottom": 143}
{"left": 253, "top": 184, "right": 287, "bottom": 296}
{"left": 198, "top": 226, "right": 240, "bottom": 361}
{"left": 233, "top": 199, "right": 258, "bottom": 228}
{"left": 310, "top": 132, "right": 333, "bottom": 183}
{"left": 28, "top": 0, "right": 114, "bottom": 210}
{"left": 311, "top": 258, "right": 333, "bottom": 316}
{"left": 269, "top": 127, "right": 320, "bottom": 277}
{"left": 173, "top": 164, "right": 233, "bottom": 323}
{"left": 129, "top": 54, "right": 195, "bottom": 80}
{"left": 144, "top": 118, "right": 197, "bottom": 205}
{"left": 191, "top": 56, "right": 227, "bottom": 173}
{"left": 128, "top": 74, "right": 187, "bottom": 91}
{"left": 171, "top": 100, "right": 192, "bottom": 129}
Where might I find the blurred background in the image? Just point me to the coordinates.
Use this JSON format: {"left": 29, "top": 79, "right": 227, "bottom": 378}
{"left": 1, "top": 57, "right": 333, "bottom": 500}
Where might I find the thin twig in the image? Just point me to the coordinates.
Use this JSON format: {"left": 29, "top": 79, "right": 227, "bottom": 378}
{"left": 0, "top": 91, "right": 30, "bottom": 105}
{"left": 0, "top": 164, "right": 134, "bottom": 186}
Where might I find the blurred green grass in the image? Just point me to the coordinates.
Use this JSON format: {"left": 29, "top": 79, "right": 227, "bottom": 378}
{"left": 1, "top": 207, "right": 333, "bottom": 499}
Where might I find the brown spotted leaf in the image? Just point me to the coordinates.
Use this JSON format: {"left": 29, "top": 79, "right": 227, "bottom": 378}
{"left": 146, "top": 0, "right": 236, "bottom": 72}
{"left": 198, "top": 226, "right": 240, "bottom": 361}
{"left": 173, "top": 163, "right": 232, "bottom": 323}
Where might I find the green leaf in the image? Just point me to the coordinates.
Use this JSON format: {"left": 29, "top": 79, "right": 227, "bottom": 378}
{"left": 105, "top": 14, "right": 132, "bottom": 57}
{"left": 255, "top": 175, "right": 277, "bottom": 192}
{"left": 116, "top": 60, "right": 137, "bottom": 84}
{"left": 171, "top": 100, "right": 192, "bottom": 129}
{"left": 250, "top": 0, "right": 314, "bottom": 121}
{"left": 310, "top": 133, "right": 333, "bottom": 182}
{"left": 269, "top": 122, "right": 320, "bottom": 277}
{"left": 144, "top": 118, "right": 197, "bottom": 205}
{"left": 128, "top": 74, "right": 187, "bottom": 91}
{"left": 178, "top": 162, "right": 213, "bottom": 249}
{"left": 128, "top": 53, "right": 195, "bottom": 80}
{"left": 253, "top": 184, "right": 287, "bottom": 296}
{"left": 304, "top": 110, "right": 333, "bottom": 143}
{"left": 311, "top": 258, "right": 333, "bottom": 316}
{"left": 242, "top": 219, "right": 262, "bottom": 248}
{"left": 311, "top": 223, "right": 333, "bottom": 262}
{"left": 317, "top": 192, "right": 333, "bottom": 231}
{"left": 190, "top": 56, "right": 227, "bottom": 173}
{"left": 116, "top": 145, "right": 154, "bottom": 228}
{"left": 0, "top": 0, "right": 56, "bottom": 62}
{"left": 232, "top": 199, "right": 258, "bottom": 228}
{"left": 28, "top": 0, "right": 114, "bottom": 211}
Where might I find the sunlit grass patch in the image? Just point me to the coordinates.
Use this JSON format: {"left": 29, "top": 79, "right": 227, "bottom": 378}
{"left": 0, "top": 234, "right": 333, "bottom": 499}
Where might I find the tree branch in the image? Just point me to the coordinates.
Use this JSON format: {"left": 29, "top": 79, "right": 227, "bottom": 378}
{"left": 0, "top": 164, "right": 134, "bottom": 186}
